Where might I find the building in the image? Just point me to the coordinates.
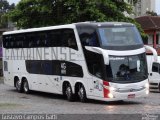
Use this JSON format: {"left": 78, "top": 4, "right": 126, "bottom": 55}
{"left": 125, "top": 0, "right": 156, "bottom": 18}
{"left": 0, "top": 24, "right": 15, "bottom": 76}
{"left": 135, "top": 16, "right": 160, "bottom": 54}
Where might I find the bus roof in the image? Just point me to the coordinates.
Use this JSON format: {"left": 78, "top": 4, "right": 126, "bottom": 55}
{"left": 3, "top": 22, "right": 134, "bottom": 35}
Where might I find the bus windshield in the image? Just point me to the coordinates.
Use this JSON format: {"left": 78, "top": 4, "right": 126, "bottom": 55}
{"left": 106, "top": 53, "right": 148, "bottom": 83}
{"left": 98, "top": 26, "right": 143, "bottom": 47}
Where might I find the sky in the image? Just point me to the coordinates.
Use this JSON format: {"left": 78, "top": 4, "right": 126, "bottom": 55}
{"left": 7, "top": 0, "right": 20, "bottom": 5}
{"left": 155, "top": 0, "right": 160, "bottom": 15}
{"left": 7, "top": 0, "right": 160, "bottom": 15}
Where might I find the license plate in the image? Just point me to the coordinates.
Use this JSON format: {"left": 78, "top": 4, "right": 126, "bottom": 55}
{"left": 128, "top": 94, "right": 135, "bottom": 98}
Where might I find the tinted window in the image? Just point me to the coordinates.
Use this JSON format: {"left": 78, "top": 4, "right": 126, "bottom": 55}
{"left": 41, "top": 61, "right": 54, "bottom": 75}
{"left": 60, "top": 61, "right": 83, "bottom": 77}
{"left": 26, "top": 60, "right": 42, "bottom": 74}
{"left": 16, "top": 35, "right": 25, "bottom": 48}
{"left": 25, "top": 60, "right": 83, "bottom": 77}
{"left": 62, "top": 29, "right": 78, "bottom": 50}
{"left": 77, "top": 27, "right": 100, "bottom": 47}
{"left": 77, "top": 26, "right": 103, "bottom": 79}
{"left": 48, "top": 30, "right": 62, "bottom": 47}
{"left": 3, "top": 29, "right": 78, "bottom": 50}
{"left": 152, "top": 63, "right": 159, "bottom": 72}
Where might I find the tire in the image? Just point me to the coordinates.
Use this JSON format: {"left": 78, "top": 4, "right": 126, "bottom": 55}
{"left": 78, "top": 84, "right": 87, "bottom": 102}
{"left": 15, "top": 79, "right": 23, "bottom": 93}
{"left": 22, "top": 79, "right": 30, "bottom": 94}
{"left": 65, "top": 83, "right": 74, "bottom": 101}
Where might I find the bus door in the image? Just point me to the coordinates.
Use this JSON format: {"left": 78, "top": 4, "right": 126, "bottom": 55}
{"left": 3, "top": 60, "right": 12, "bottom": 83}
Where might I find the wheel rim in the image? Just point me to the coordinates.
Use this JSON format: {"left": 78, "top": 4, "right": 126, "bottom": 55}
{"left": 78, "top": 87, "right": 84, "bottom": 100}
{"left": 16, "top": 80, "right": 20, "bottom": 90}
{"left": 66, "top": 86, "right": 71, "bottom": 99}
{"left": 24, "top": 82, "right": 28, "bottom": 92}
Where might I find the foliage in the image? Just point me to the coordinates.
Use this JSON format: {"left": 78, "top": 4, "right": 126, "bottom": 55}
{"left": 0, "top": 0, "right": 15, "bottom": 28}
{"left": 7, "top": 0, "right": 146, "bottom": 38}
{"left": 146, "top": 10, "right": 158, "bottom": 16}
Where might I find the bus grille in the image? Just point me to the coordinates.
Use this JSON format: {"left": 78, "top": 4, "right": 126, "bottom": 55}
{"left": 115, "top": 87, "right": 145, "bottom": 93}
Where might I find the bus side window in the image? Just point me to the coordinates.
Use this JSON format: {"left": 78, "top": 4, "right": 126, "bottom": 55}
{"left": 88, "top": 32, "right": 99, "bottom": 46}
{"left": 10, "top": 36, "right": 15, "bottom": 48}
{"left": 27, "top": 34, "right": 37, "bottom": 48}
{"left": 3, "top": 36, "right": 9, "bottom": 48}
{"left": 26, "top": 60, "right": 42, "bottom": 74}
{"left": 79, "top": 31, "right": 99, "bottom": 47}
{"left": 41, "top": 61, "right": 54, "bottom": 75}
{"left": 80, "top": 33, "right": 90, "bottom": 46}
{"left": 15, "top": 35, "right": 25, "bottom": 48}
{"left": 66, "top": 62, "right": 83, "bottom": 77}
{"left": 62, "top": 29, "right": 78, "bottom": 50}
{"left": 36, "top": 32, "right": 47, "bottom": 47}
{"left": 48, "top": 30, "right": 62, "bottom": 47}
{"left": 93, "top": 64, "right": 102, "bottom": 78}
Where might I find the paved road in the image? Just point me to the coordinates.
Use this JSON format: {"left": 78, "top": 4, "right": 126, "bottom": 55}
{"left": 0, "top": 82, "right": 160, "bottom": 120}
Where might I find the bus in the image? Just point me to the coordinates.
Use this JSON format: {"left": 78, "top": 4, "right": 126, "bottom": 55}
{"left": 2, "top": 22, "right": 157, "bottom": 102}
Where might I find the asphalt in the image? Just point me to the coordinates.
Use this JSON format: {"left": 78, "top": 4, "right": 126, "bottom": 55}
{"left": 0, "top": 77, "right": 3, "bottom": 84}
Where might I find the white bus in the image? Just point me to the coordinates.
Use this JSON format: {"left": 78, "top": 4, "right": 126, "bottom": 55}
{"left": 2, "top": 22, "right": 156, "bottom": 102}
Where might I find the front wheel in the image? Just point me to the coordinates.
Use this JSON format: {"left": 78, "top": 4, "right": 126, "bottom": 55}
{"left": 78, "top": 85, "right": 87, "bottom": 102}
{"left": 22, "top": 79, "right": 30, "bottom": 94}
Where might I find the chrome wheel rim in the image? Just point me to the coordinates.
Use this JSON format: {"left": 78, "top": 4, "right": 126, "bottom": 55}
{"left": 24, "top": 82, "right": 28, "bottom": 92}
{"left": 78, "top": 87, "right": 84, "bottom": 100}
{"left": 66, "top": 86, "right": 71, "bottom": 98}
{"left": 16, "top": 80, "right": 20, "bottom": 90}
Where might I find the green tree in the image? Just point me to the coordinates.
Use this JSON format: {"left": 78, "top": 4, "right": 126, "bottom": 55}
{"left": 8, "top": 0, "right": 146, "bottom": 38}
{"left": 0, "top": 0, "right": 15, "bottom": 28}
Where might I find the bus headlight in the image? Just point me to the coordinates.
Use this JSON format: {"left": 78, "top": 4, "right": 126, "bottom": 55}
{"left": 108, "top": 93, "right": 114, "bottom": 98}
{"left": 145, "top": 83, "right": 149, "bottom": 89}
{"left": 146, "top": 89, "right": 149, "bottom": 95}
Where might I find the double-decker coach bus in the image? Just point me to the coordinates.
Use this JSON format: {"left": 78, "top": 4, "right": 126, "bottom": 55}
{"left": 2, "top": 22, "right": 153, "bottom": 102}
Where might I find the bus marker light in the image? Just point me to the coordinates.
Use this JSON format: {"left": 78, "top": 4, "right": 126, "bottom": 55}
{"left": 146, "top": 89, "right": 149, "bottom": 95}
{"left": 145, "top": 83, "right": 149, "bottom": 89}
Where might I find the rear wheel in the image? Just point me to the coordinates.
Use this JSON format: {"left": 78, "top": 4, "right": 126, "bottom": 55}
{"left": 22, "top": 79, "right": 30, "bottom": 94}
{"left": 65, "top": 83, "right": 74, "bottom": 101}
{"left": 78, "top": 84, "right": 87, "bottom": 102}
{"left": 15, "top": 79, "right": 23, "bottom": 93}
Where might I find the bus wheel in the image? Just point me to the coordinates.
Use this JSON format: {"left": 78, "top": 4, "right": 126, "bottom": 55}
{"left": 15, "top": 79, "right": 23, "bottom": 93}
{"left": 78, "top": 84, "right": 87, "bottom": 102}
{"left": 22, "top": 79, "right": 30, "bottom": 94}
{"left": 65, "top": 83, "right": 74, "bottom": 101}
